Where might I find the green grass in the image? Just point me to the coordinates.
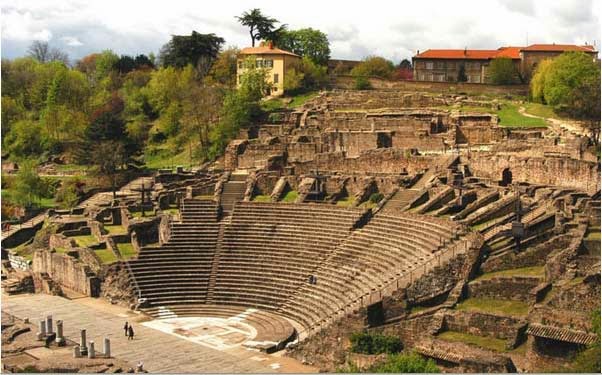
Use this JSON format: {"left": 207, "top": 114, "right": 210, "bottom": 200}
{"left": 54, "top": 164, "right": 89, "bottom": 173}
{"left": 144, "top": 147, "right": 194, "bottom": 170}
{"left": 53, "top": 247, "right": 69, "bottom": 254}
{"left": 437, "top": 331, "right": 507, "bottom": 352}
{"left": 281, "top": 190, "right": 299, "bottom": 203}
{"left": 95, "top": 249, "right": 118, "bottom": 264}
{"left": 409, "top": 305, "right": 430, "bottom": 314}
{"left": 162, "top": 208, "right": 179, "bottom": 215}
{"left": 456, "top": 297, "right": 529, "bottom": 317}
{"left": 288, "top": 91, "right": 319, "bottom": 108}
{"left": 474, "top": 266, "right": 545, "bottom": 281}
{"left": 104, "top": 224, "right": 126, "bottom": 235}
{"left": 498, "top": 103, "right": 547, "bottom": 128}
{"left": 359, "top": 201, "right": 377, "bottom": 209}
{"left": 116, "top": 242, "right": 137, "bottom": 260}
{"left": 336, "top": 196, "right": 356, "bottom": 207}
{"left": 523, "top": 102, "right": 564, "bottom": 120}
{"left": 252, "top": 195, "right": 272, "bottom": 202}
{"left": 193, "top": 195, "right": 214, "bottom": 200}
{"left": 261, "top": 98, "right": 285, "bottom": 111}
{"left": 71, "top": 235, "right": 99, "bottom": 248}
{"left": 433, "top": 105, "right": 494, "bottom": 113}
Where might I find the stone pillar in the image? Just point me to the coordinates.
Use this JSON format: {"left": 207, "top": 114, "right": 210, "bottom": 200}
{"left": 46, "top": 315, "right": 53, "bottom": 334}
{"left": 55, "top": 320, "right": 65, "bottom": 346}
{"left": 80, "top": 329, "right": 87, "bottom": 355}
{"left": 88, "top": 341, "right": 95, "bottom": 359}
{"left": 37, "top": 320, "right": 46, "bottom": 340}
{"left": 73, "top": 345, "right": 81, "bottom": 358}
{"left": 103, "top": 337, "right": 111, "bottom": 357}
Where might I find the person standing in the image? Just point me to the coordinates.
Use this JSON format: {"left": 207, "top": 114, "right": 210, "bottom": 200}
{"left": 124, "top": 322, "right": 129, "bottom": 337}
{"left": 128, "top": 325, "right": 134, "bottom": 340}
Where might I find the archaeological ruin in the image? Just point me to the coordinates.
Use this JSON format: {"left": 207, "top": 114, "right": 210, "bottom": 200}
{"left": 2, "top": 89, "right": 600, "bottom": 373}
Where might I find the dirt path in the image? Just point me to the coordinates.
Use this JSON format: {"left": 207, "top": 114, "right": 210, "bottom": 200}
{"left": 518, "top": 106, "right": 591, "bottom": 137}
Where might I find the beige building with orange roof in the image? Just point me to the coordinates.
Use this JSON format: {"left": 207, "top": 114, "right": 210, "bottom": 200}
{"left": 237, "top": 42, "right": 301, "bottom": 96}
{"left": 412, "top": 44, "right": 597, "bottom": 84}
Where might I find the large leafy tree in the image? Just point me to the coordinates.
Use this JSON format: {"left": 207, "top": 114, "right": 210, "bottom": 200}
{"left": 351, "top": 56, "right": 395, "bottom": 79}
{"left": 488, "top": 57, "right": 521, "bottom": 84}
{"left": 278, "top": 28, "right": 330, "bottom": 65}
{"left": 159, "top": 31, "right": 224, "bottom": 74}
{"left": 236, "top": 9, "right": 286, "bottom": 47}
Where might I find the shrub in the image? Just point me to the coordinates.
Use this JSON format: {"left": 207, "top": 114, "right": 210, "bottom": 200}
{"left": 369, "top": 193, "right": 384, "bottom": 204}
{"left": 488, "top": 57, "right": 521, "bottom": 84}
{"left": 351, "top": 56, "right": 395, "bottom": 79}
{"left": 350, "top": 332, "right": 402, "bottom": 354}
{"left": 354, "top": 76, "right": 372, "bottom": 90}
{"left": 370, "top": 352, "right": 439, "bottom": 373}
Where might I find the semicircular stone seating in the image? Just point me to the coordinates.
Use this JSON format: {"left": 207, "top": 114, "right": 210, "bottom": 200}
{"left": 126, "top": 199, "right": 462, "bottom": 349}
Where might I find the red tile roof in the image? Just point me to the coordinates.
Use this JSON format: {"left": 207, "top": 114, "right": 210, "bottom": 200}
{"left": 414, "top": 49, "right": 499, "bottom": 60}
{"left": 239, "top": 46, "right": 300, "bottom": 57}
{"left": 414, "top": 44, "right": 597, "bottom": 60}
{"left": 521, "top": 44, "right": 597, "bottom": 52}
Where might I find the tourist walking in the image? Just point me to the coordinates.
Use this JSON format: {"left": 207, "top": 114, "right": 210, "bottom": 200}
{"left": 124, "top": 322, "right": 129, "bottom": 337}
{"left": 128, "top": 325, "right": 134, "bottom": 340}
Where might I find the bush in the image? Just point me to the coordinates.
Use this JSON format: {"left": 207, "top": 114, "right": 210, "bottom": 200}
{"left": 370, "top": 352, "right": 439, "bottom": 373}
{"left": 369, "top": 193, "right": 384, "bottom": 204}
{"left": 351, "top": 56, "right": 395, "bottom": 79}
{"left": 488, "top": 57, "right": 521, "bottom": 84}
{"left": 350, "top": 332, "right": 402, "bottom": 354}
{"left": 354, "top": 76, "right": 372, "bottom": 90}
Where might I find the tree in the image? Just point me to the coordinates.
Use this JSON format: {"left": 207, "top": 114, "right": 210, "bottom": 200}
{"left": 284, "top": 57, "right": 328, "bottom": 94}
{"left": 399, "top": 59, "right": 412, "bottom": 70}
{"left": 530, "top": 59, "right": 553, "bottom": 103}
{"left": 488, "top": 57, "right": 520, "bottom": 84}
{"left": 543, "top": 52, "right": 600, "bottom": 119}
{"left": 278, "top": 28, "right": 330, "bottom": 65}
{"left": 159, "top": 31, "right": 224, "bottom": 74}
{"left": 10, "top": 160, "right": 45, "bottom": 209}
{"left": 236, "top": 9, "right": 286, "bottom": 47}
{"left": 92, "top": 141, "right": 128, "bottom": 200}
{"left": 351, "top": 56, "right": 395, "bottom": 79}
{"left": 206, "top": 47, "right": 240, "bottom": 87}
{"left": 27, "top": 41, "right": 69, "bottom": 65}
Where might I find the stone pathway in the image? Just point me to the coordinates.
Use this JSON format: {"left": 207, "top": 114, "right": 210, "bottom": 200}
{"left": 1, "top": 213, "right": 46, "bottom": 242}
{"left": 2, "top": 294, "right": 314, "bottom": 373}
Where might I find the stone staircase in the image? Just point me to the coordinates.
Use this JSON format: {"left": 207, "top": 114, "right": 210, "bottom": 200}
{"left": 205, "top": 223, "right": 226, "bottom": 303}
{"left": 221, "top": 172, "right": 248, "bottom": 215}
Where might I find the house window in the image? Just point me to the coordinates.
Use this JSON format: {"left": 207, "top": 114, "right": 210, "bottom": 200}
{"left": 265, "top": 59, "right": 274, "bottom": 68}
{"left": 435, "top": 61, "right": 445, "bottom": 69}
{"left": 426, "top": 62, "right": 434, "bottom": 70}
{"left": 447, "top": 62, "right": 455, "bottom": 69}
{"left": 273, "top": 73, "right": 279, "bottom": 83}
{"left": 237, "top": 61, "right": 243, "bottom": 69}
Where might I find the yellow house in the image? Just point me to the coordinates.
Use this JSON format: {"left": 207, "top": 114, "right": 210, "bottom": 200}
{"left": 237, "top": 44, "right": 301, "bottom": 97}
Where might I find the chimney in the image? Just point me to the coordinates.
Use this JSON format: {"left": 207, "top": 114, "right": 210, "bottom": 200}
{"left": 416, "top": 49, "right": 420, "bottom": 55}
{"left": 464, "top": 47, "right": 467, "bottom": 56}
{"left": 268, "top": 41, "right": 274, "bottom": 49}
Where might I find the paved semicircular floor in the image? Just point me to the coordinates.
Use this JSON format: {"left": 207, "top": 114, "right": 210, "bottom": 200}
{"left": 2, "top": 294, "right": 314, "bottom": 373}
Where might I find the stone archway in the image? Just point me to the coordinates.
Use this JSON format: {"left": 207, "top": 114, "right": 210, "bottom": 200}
{"left": 501, "top": 168, "right": 513, "bottom": 187}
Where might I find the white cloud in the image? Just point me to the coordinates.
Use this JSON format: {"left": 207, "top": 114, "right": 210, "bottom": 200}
{"left": 1, "top": 0, "right": 599, "bottom": 62}
{"left": 61, "top": 36, "right": 83, "bottom": 47}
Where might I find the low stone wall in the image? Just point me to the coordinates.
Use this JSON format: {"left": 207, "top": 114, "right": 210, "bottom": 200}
{"left": 32, "top": 250, "right": 100, "bottom": 297}
{"left": 7, "top": 253, "right": 31, "bottom": 271}
{"left": 466, "top": 276, "right": 541, "bottom": 303}
{"left": 330, "top": 76, "right": 529, "bottom": 97}
{"left": 481, "top": 234, "right": 572, "bottom": 273}
{"left": 442, "top": 310, "right": 527, "bottom": 348}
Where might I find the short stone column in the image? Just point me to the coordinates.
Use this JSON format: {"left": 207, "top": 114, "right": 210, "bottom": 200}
{"left": 103, "top": 337, "right": 111, "bottom": 358}
{"left": 46, "top": 315, "right": 53, "bottom": 334}
{"left": 88, "top": 341, "right": 95, "bottom": 359}
{"left": 73, "top": 345, "right": 81, "bottom": 358}
{"left": 37, "top": 320, "right": 46, "bottom": 340}
{"left": 79, "top": 329, "right": 87, "bottom": 355}
{"left": 55, "top": 320, "right": 65, "bottom": 346}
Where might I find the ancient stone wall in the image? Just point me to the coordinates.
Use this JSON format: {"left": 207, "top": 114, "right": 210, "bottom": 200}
{"left": 292, "top": 149, "right": 435, "bottom": 175}
{"left": 466, "top": 154, "right": 600, "bottom": 194}
{"left": 32, "top": 250, "right": 100, "bottom": 297}
{"left": 466, "top": 276, "right": 540, "bottom": 302}
{"left": 443, "top": 310, "right": 527, "bottom": 345}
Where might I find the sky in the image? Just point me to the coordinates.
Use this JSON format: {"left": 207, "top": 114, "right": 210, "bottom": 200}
{"left": 1, "top": 0, "right": 600, "bottom": 63}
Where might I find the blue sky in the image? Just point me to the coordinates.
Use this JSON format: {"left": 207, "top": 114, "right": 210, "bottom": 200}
{"left": 1, "top": 0, "right": 600, "bottom": 63}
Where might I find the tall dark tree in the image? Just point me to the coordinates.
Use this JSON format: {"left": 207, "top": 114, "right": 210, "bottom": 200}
{"left": 236, "top": 9, "right": 286, "bottom": 47}
{"left": 398, "top": 59, "right": 412, "bottom": 69}
{"left": 159, "top": 31, "right": 224, "bottom": 73}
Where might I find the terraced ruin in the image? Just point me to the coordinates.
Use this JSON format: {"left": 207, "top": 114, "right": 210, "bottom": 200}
{"left": 2, "top": 89, "right": 600, "bottom": 372}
